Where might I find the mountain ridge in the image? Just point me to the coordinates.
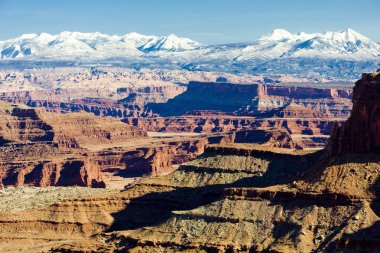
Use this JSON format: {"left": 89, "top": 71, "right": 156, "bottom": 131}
{"left": 1, "top": 28, "right": 379, "bottom": 60}
{"left": 1, "top": 29, "right": 379, "bottom": 80}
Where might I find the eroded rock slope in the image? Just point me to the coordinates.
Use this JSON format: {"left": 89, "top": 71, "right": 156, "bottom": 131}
{"left": 2, "top": 71, "right": 380, "bottom": 252}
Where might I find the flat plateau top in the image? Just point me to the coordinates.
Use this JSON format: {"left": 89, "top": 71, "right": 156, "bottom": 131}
{"left": 208, "top": 143, "right": 320, "bottom": 155}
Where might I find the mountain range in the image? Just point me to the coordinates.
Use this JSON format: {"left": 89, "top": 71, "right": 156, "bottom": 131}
{"left": 1, "top": 29, "right": 379, "bottom": 80}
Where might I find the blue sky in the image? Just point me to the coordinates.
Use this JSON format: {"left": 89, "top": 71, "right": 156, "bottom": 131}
{"left": 0, "top": 0, "right": 379, "bottom": 43}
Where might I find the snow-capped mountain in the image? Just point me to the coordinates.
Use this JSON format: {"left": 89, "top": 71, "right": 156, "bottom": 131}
{"left": 0, "top": 29, "right": 379, "bottom": 80}
{"left": 0, "top": 31, "right": 201, "bottom": 59}
{"left": 286, "top": 29, "right": 380, "bottom": 58}
{"left": 120, "top": 32, "right": 156, "bottom": 48}
{"left": 139, "top": 34, "right": 201, "bottom": 52}
{"left": 1, "top": 28, "right": 378, "bottom": 61}
{"left": 233, "top": 28, "right": 380, "bottom": 60}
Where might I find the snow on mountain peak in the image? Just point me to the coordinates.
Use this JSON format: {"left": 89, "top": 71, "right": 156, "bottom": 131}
{"left": 284, "top": 28, "right": 380, "bottom": 58}
{"left": 139, "top": 34, "right": 201, "bottom": 52}
{"left": 319, "top": 28, "right": 370, "bottom": 43}
{"left": 259, "top": 29, "right": 322, "bottom": 42}
{"left": 34, "top": 33, "right": 56, "bottom": 43}
{"left": 259, "top": 29, "right": 296, "bottom": 41}
{"left": 18, "top": 33, "right": 38, "bottom": 40}
{"left": 122, "top": 32, "right": 157, "bottom": 47}
{"left": 166, "top": 34, "right": 179, "bottom": 39}
{"left": 341, "top": 28, "right": 368, "bottom": 40}
{"left": 0, "top": 29, "right": 378, "bottom": 61}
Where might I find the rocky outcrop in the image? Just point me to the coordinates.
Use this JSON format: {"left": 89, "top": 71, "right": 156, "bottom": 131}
{"left": 125, "top": 116, "right": 337, "bottom": 135}
{"left": 40, "top": 112, "right": 148, "bottom": 148}
{"left": 93, "top": 147, "right": 174, "bottom": 178}
{"left": 0, "top": 85, "right": 186, "bottom": 118}
{"left": 0, "top": 104, "right": 54, "bottom": 143}
{"left": 146, "top": 81, "right": 352, "bottom": 118}
{"left": 0, "top": 81, "right": 352, "bottom": 119}
{"left": 0, "top": 141, "right": 106, "bottom": 188}
{"left": 233, "top": 129, "right": 303, "bottom": 149}
{"left": 0, "top": 140, "right": 207, "bottom": 189}
{"left": 91, "top": 133, "right": 236, "bottom": 180}
{"left": 14, "top": 159, "right": 105, "bottom": 188}
{"left": 0, "top": 101, "right": 147, "bottom": 148}
{"left": 125, "top": 116, "right": 335, "bottom": 148}
{"left": 329, "top": 70, "right": 380, "bottom": 155}
{"left": 0, "top": 102, "right": 148, "bottom": 188}
{"left": 272, "top": 101, "right": 331, "bottom": 118}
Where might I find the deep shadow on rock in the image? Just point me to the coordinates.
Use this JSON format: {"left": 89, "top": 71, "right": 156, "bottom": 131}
{"left": 106, "top": 149, "right": 319, "bottom": 232}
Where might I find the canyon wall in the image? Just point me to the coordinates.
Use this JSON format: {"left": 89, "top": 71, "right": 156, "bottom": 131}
{"left": 0, "top": 101, "right": 242, "bottom": 189}
{"left": 0, "top": 81, "right": 353, "bottom": 120}
{"left": 0, "top": 101, "right": 147, "bottom": 148}
{"left": 329, "top": 70, "right": 380, "bottom": 155}
{"left": 0, "top": 102, "right": 148, "bottom": 188}
{"left": 124, "top": 116, "right": 335, "bottom": 135}
{"left": 0, "top": 84, "right": 185, "bottom": 117}
{"left": 0, "top": 78, "right": 353, "bottom": 151}
{"left": 147, "top": 81, "right": 353, "bottom": 118}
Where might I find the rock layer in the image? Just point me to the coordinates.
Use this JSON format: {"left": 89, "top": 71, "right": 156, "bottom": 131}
{"left": 0, "top": 101, "right": 245, "bottom": 189}
{"left": 147, "top": 81, "right": 352, "bottom": 118}
{"left": 329, "top": 69, "right": 380, "bottom": 155}
{"left": 4, "top": 142, "right": 379, "bottom": 252}
{"left": 3, "top": 71, "right": 379, "bottom": 252}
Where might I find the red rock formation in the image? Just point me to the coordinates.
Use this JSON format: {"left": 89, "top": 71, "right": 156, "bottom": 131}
{"left": 91, "top": 133, "right": 236, "bottom": 180}
{"left": 125, "top": 116, "right": 337, "bottom": 136}
{"left": 147, "top": 81, "right": 352, "bottom": 118}
{"left": 26, "top": 159, "right": 105, "bottom": 188}
{"left": 329, "top": 70, "right": 380, "bottom": 155}
{"left": 0, "top": 152, "right": 105, "bottom": 188}
{"left": 233, "top": 129, "right": 303, "bottom": 149}
{"left": 0, "top": 102, "right": 147, "bottom": 148}
{"left": 1, "top": 81, "right": 352, "bottom": 119}
{"left": 0, "top": 105, "right": 54, "bottom": 143}
{"left": 0, "top": 102, "right": 149, "bottom": 188}
{"left": 0, "top": 101, "right": 242, "bottom": 188}
{"left": 0, "top": 85, "right": 185, "bottom": 118}
{"left": 273, "top": 101, "right": 331, "bottom": 118}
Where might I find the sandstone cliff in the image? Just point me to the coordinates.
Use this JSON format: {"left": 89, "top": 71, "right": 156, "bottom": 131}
{"left": 0, "top": 103, "right": 147, "bottom": 188}
{"left": 329, "top": 69, "right": 380, "bottom": 155}
{"left": 0, "top": 101, "right": 243, "bottom": 189}
{"left": 147, "top": 81, "right": 352, "bottom": 118}
{"left": 0, "top": 101, "right": 147, "bottom": 148}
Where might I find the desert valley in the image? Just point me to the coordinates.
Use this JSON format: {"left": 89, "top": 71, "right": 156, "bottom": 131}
{"left": 1, "top": 0, "right": 380, "bottom": 252}
{"left": 0, "top": 68, "right": 380, "bottom": 252}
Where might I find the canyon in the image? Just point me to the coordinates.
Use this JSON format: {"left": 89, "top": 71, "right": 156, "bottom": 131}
{"left": 0, "top": 66, "right": 357, "bottom": 191}
{"left": 1, "top": 99, "right": 317, "bottom": 190}
{"left": 0, "top": 100, "right": 237, "bottom": 189}
{"left": 0, "top": 70, "right": 379, "bottom": 252}
{"left": 0, "top": 67, "right": 354, "bottom": 151}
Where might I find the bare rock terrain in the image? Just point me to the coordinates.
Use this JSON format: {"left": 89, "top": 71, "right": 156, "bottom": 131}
{"left": 0, "top": 71, "right": 379, "bottom": 252}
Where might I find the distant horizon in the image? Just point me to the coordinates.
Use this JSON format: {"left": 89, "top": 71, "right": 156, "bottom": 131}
{"left": 1, "top": 27, "right": 379, "bottom": 45}
{"left": 0, "top": 0, "right": 379, "bottom": 44}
